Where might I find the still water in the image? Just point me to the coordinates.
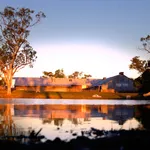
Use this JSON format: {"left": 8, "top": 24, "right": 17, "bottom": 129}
{"left": 0, "top": 99, "right": 150, "bottom": 141}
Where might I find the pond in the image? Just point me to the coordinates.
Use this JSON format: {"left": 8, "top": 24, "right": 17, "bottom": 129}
{"left": 0, "top": 99, "right": 150, "bottom": 142}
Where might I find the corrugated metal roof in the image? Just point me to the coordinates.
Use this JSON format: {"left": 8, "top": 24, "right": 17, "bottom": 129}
{"left": 89, "top": 79, "right": 102, "bottom": 86}
{"left": 90, "top": 74, "right": 132, "bottom": 87}
{"left": 14, "top": 77, "right": 92, "bottom": 86}
{"left": 91, "top": 77, "right": 113, "bottom": 87}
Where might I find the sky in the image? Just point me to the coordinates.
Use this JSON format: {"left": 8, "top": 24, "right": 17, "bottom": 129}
{"left": 0, "top": 0, "right": 150, "bottom": 79}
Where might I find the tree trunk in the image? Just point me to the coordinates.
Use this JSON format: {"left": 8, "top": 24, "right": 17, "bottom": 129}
{"left": 6, "top": 79, "right": 12, "bottom": 96}
{"left": 7, "top": 86, "right": 11, "bottom": 96}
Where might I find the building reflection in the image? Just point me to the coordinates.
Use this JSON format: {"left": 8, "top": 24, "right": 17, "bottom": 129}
{"left": 0, "top": 103, "right": 149, "bottom": 138}
{"left": 14, "top": 104, "right": 135, "bottom": 126}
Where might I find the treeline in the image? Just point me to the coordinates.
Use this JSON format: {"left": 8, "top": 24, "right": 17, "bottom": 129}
{"left": 42, "top": 69, "right": 92, "bottom": 79}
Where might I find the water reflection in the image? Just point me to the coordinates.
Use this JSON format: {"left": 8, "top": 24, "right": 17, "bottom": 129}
{"left": 0, "top": 104, "right": 17, "bottom": 137}
{"left": 0, "top": 104, "right": 149, "bottom": 140}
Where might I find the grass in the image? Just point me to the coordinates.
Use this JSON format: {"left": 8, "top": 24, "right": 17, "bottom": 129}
{"left": 0, "top": 89, "right": 139, "bottom": 99}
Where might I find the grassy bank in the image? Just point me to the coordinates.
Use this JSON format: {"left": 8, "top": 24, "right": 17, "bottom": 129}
{"left": 0, "top": 90, "right": 139, "bottom": 99}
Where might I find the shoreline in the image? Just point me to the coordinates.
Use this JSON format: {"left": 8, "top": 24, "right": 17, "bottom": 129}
{"left": 1, "top": 130, "right": 150, "bottom": 150}
{"left": 0, "top": 90, "right": 144, "bottom": 100}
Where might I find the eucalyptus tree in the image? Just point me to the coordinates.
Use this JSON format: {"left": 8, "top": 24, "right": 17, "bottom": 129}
{"left": 68, "top": 71, "right": 83, "bottom": 79}
{"left": 42, "top": 71, "right": 54, "bottom": 78}
{"left": 82, "top": 74, "right": 92, "bottom": 79}
{"left": 129, "top": 56, "right": 146, "bottom": 74}
{"left": 0, "top": 6, "right": 45, "bottom": 95}
{"left": 129, "top": 35, "right": 150, "bottom": 92}
{"left": 141, "top": 35, "right": 150, "bottom": 53}
{"left": 54, "top": 69, "right": 65, "bottom": 78}
{"left": 42, "top": 69, "right": 65, "bottom": 78}
{"left": 129, "top": 35, "right": 150, "bottom": 74}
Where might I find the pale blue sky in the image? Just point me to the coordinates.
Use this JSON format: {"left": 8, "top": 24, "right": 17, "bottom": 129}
{"left": 0, "top": 0, "right": 150, "bottom": 79}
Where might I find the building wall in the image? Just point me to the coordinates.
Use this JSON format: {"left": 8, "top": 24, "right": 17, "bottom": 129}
{"left": 15, "top": 85, "right": 82, "bottom": 92}
{"left": 98, "top": 75, "right": 136, "bottom": 93}
{"left": 112, "top": 76, "right": 135, "bottom": 92}
{"left": 101, "top": 84, "right": 115, "bottom": 93}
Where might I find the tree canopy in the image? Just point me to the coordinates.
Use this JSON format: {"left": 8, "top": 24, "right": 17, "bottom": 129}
{"left": 54, "top": 69, "right": 65, "bottom": 78}
{"left": 130, "top": 35, "right": 150, "bottom": 94}
{"left": 43, "top": 70, "right": 92, "bottom": 79}
{"left": 129, "top": 56, "right": 146, "bottom": 74}
{"left": 68, "top": 71, "right": 83, "bottom": 79}
{"left": 140, "top": 35, "right": 150, "bottom": 54}
{"left": 129, "top": 35, "right": 150, "bottom": 74}
{"left": 42, "top": 71, "right": 54, "bottom": 78}
{"left": 82, "top": 74, "right": 92, "bottom": 79}
{"left": 42, "top": 69, "right": 65, "bottom": 78}
{"left": 0, "top": 6, "right": 45, "bottom": 95}
{"left": 136, "top": 69, "right": 150, "bottom": 94}
{"left": 68, "top": 71, "right": 92, "bottom": 79}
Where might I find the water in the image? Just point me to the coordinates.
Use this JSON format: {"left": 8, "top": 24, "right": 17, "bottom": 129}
{"left": 0, "top": 98, "right": 150, "bottom": 141}
{"left": 0, "top": 98, "right": 150, "bottom": 105}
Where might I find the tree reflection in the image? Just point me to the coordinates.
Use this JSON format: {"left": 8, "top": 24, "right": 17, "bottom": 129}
{"left": 135, "top": 105, "right": 150, "bottom": 130}
{"left": 54, "top": 118, "right": 64, "bottom": 126}
{"left": 43, "top": 118, "right": 53, "bottom": 124}
{"left": 0, "top": 104, "right": 16, "bottom": 136}
{"left": 71, "top": 118, "right": 78, "bottom": 125}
